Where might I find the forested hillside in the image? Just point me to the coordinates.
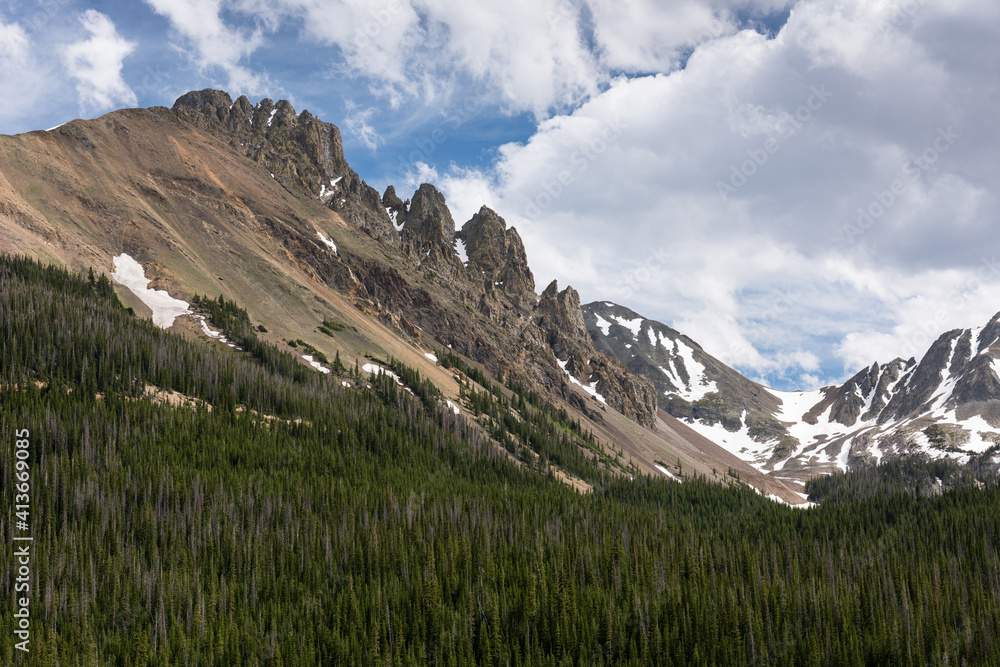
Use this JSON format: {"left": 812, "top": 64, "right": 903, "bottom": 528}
{"left": 2, "top": 255, "right": 1000, "bottom": 665}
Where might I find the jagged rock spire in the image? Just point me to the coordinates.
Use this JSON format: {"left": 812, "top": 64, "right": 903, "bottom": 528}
{"left": 459, "top": 205, "right": 534, "bottom": 297}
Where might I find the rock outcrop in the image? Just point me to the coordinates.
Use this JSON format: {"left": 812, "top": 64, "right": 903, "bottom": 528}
{"left": 536, "top": 282, "right": 658, "bottom": 428}
{"left": 382, "top": 185, "right": 406, "bottom": 229}
{"left": 172, "top": 89, "right": 398, "bottom": 245}
{"left": 803, "top": 359, "right": 910, "bottom": 427}
{"left": 168, "top": 89, "right": 663, "bottom": 432}
{"left": 459, "top": 206, "right": 534, "bottom": 301}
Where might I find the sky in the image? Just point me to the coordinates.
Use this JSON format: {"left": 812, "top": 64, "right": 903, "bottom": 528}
{"left": 2, "top": 0, "right": 999, "bottom": 391}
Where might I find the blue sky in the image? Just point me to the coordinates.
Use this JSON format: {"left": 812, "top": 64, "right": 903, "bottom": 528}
{"left": 2, "top": 0, "right": 1000, "bottom": 391}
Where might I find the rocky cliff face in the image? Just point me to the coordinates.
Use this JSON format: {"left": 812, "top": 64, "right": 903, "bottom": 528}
{"left": 398, "top": 183, "right": 465, "bottom": 275}
{"left": 458, "top": 206, "right": 535, "bottom": 302}
{"left": 172, "top": 89, "right": 398, "bottom": 246}
{"left": 802, "top": 359, "right": 911, "bottom": 427}
{"left": 535, "top": 283, "right": 658, "bottom": 428}
{"left": 583, "top": 301, "right": 783, "bottom": 438}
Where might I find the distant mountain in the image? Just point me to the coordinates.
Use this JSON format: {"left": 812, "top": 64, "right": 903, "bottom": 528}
{"left": 584, "top": 301, "right": 1000, "bottom": 481}
{"left": 0, "top": 88, "right": 805, "bottom": 502}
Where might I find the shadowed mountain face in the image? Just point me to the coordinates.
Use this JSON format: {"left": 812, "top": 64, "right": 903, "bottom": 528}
{"left": 5, "top": 89, "right": 803, "bottom": 497}
{"left": 585, "top": 301, "right": 1000, "bottom": 480}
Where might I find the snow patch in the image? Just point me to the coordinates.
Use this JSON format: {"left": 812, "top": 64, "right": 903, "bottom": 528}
{"left": 684, "top": 411, "right": 772, "bottom": 472}
{"left": 770, "top": 388, "right": 825, "bottom": 424}
{"left": 267, "top": 108, "right": 277, "bottom": 127}
{"left": 594, "top": 313, "right": 612, "bottom": 336}
{"left": 362, "top": 363, "right": 404, "bottom": 386}
{"left": 316, "top": 231, "right": 337, "bottom": 253}
{"left": 671, "top": 340, "right": 716, "bottom": 400}
{"left": 657, "top": 336, "right": 717, "bottom": 402}
{"left": 198, "top": 318, "right": 222, "bottom": 339}
{"left": 424, "top": 352, "right": 438, "bottom": 362}
{"left": 654, "top": 464, "right": 678, "bottom": 480}
{"left": 446, "top": 400, "right": 461, "bottom": 415}
{"left": 302, "top": 355, "right": 330, "bottom": 374}
{"left": 111, "top": 254, "right": 191, "bottom": 328}
{"left": 609, "top": 314, "right": 643, "bottom": 338}
{"left": 556, "top": 358, "right": 606, "bottom": 404}
{"left": 454, "top": 237, "right": 468, "bottom": 264}
{"left": 386, "top": 207, "right": 403, "bottom": 231}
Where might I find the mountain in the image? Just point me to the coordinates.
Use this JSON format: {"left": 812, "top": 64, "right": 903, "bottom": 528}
{"left": 4, "top": 254, "right": 1000, "bottom": 664}
{"left": 0, "top": 89, "right": 805, "bottom": 503}
{"left": 585, "top": 301, "right": 1000, "bottom": 483}
{"left": 5, "top": 92, "right": 1000, "bottom": 665}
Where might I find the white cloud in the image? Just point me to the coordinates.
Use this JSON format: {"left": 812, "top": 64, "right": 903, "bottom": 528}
{"left": 61, "top": 10, "right": 138, "bottom": 112}
{"left": 585, "top": 0, "right": 732, "bottom": 73}
{"left": 344, "top": 103, "right": 383, "bottom": 152}
{"left": 423, "top": 0, "right": 1000, "bottom": 388}
{"left": 0, "top": 14, "right": 41, "bottom": 130}
{"left": 144, "top": 0, "right": 269, "bottom": 95}
{"left": 183, "top": 0, "right": 774, "bottom": 119}
{"left": 0, "top": 14, "right": 29, "bottom": 64}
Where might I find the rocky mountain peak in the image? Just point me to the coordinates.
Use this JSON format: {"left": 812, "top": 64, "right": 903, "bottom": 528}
{"left": 382, "top": 185, "right": 406, "bottom": 222}
{"left": 804, "top": 358, "right": 910, "bottom": 427}
{"left": 172, "top": 89, "right": 350, "bottom": 181}
{"left": 172, "top": 89, "right": 235, "bottom": 114}
{"left": 582, "top": 300, "right": 784, "bottom": 439}
{"left": 535, "top": 280, "right": 588, "bottom": 355}
{"left": 459, "top": 205, "right": 534, "bottom": 297}
{"left": 398, "top": 183, "right": 462, "bottom": 267}
{"left": 402, "top": 183, "right": 455, "bottom": 244}
{"left": 171, "top": 89, "right": 396, "bottom": 245}
{"left": 535, "top": 283, "right": 658, "bottom": 427}
{"left": 977, "top": 312, "right": 1000, "bottom": 354}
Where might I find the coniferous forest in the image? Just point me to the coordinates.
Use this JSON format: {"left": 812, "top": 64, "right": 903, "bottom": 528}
{"left": 2, "top": 254, "right": 1000, "bottom": 666}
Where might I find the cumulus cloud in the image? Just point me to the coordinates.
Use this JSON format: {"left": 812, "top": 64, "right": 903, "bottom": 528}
{"left": 61, "top": 10, "right": 138, "bottom": 112}
{"left": 0, "top": 14, "right": 41, "bottom": 129}
{"left": 158, "top": 0, "right": 770, "bottom": 118}
{"left": 421, "top": 0, "right": 1000, "bottom": 388}
{"left": 0, "top": 14, "right": 29, "bottom": 64}
{"left": 144, "top": 0, "right": 269, "bottom": 95}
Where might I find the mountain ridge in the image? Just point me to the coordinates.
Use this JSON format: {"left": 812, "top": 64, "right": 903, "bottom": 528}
{"left": 585, "top": 300, "right": 1000, "bottom": 482}
{"left": 0, "top": 88, "right": 812, "bottom": 500}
